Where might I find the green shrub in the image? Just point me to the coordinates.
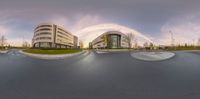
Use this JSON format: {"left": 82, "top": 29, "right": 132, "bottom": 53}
{"left": 23, "top": 49, "right": 82, "bottom": 55}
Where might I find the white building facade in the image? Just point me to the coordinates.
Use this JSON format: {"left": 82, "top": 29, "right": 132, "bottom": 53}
{"left": 91, "top": 31, "right": 129, "bottom": 49}
{"left": 32, "top": 23, "right": 78, "bottom": 48}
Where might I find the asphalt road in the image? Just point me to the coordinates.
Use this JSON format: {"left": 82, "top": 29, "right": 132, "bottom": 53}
{"left": 0, "top": 49, "right": 200, "bottom": 99}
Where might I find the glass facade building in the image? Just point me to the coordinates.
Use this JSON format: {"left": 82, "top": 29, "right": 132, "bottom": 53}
{"left": 91, "top": 31, "right": 129, "bottom": 49}
{"left": 108, "top": 34, "right": 121, "bottom": 48}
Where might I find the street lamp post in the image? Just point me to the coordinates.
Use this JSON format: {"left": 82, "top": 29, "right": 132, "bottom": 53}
{"left": 169, "top": 31, "right": 175, "bottom": 50}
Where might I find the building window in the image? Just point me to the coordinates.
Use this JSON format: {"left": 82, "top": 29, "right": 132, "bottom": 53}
{"left": 35, "top": 28, "right": 51, "bottom": 32}
{"left": 35, "top": 32, "right": 51, "bottom": 36}
{"left": 108, "top": 34, "right": 121, "bottom": 48}
{"left": 40, "top": 42, "right": 51, "bottom": 48}
{"left": 35, "top": 37, "right": 51, "bottom": 40}
{"left": 35, "top": 25, "right": 52, "bottom": 31}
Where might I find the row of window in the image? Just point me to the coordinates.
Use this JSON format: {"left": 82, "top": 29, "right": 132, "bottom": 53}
{"left": 34, "top": 42, "right": 74, "bottom": 48}
{"left": 60, "top": 35, "right": 73, "bottom": 41}
{"left": 35, "top": 25, "right": 52, "bottom": 30}
{"left": 35, "top": 32, "right": 51, "bottom": 36}
{"left": 35, "top": 37, "right": 51, "bottom": 40}
{"left": 57, "top": 39, "right": 68, "bottom": 44}
{"left": 56, "top": 39, "right": 74, "bottom": 46}
{"left": 122, "top": 39, "right": 128, "bottom": 43}
{"left": 34, "top": 34, "right": 73, "bottom": 41}
{"left": 57, "top": 34, "right": 73, "bottom": 40}
{"left": 121, "top": 42, "right": 128, "bottom": 46}
{"left": 58, "top": 28, "right": 67, "bottom": 33}
{"left": 93, "top": 40, "right": 104, "bottom": 45}
{"left": 57, "top": 31, "right": 71, "bottom": 37}
{"left": 57, "top": 28, "right": 73, "bottom": 36}
{"left": 35, "top": 28, "right": 52, "bottom": 33}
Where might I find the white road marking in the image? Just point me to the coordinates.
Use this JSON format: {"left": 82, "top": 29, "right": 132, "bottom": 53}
{"left": 96, "top": 51, "right": 109, "bottom": 54}
{"left": 7, "top": 51, "right": 26, "bottom": 57}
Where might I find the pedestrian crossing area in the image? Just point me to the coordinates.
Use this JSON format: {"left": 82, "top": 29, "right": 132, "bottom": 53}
{"left": 7, "top": 51, "right": 26, "bottom": 57}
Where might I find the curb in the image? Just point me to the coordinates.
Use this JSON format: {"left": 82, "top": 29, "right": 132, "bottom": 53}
{"left": 19, "top": 50, "right": 88, "bottom": 60}
{"left": 131, "top": 51, "right": 175, "bottom": 61}
{"left": 96, "top": 49, "right": 131, "bottom": 52}
{"left": 0, "top": 50, "right": 8, "bottom": 54}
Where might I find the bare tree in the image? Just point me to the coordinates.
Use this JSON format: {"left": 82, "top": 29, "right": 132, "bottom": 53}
{"left": 143, "top": 42, "right": 149, "bottom": 48}
{"left": 126, "top": 33, "right": 135, "bottom": 49}
{"left": 79, "top": 41, "right": 84, "bottom": 49}
{"left": 22, "top": 41, "right": 30, "bottom": 48}
{"left": 198, "top": 38, "right": 200, "bottom": 46}
{"left": 149, "top": 42, "right": 154, "bottom": 50}
{"left": 133, "top": 39, "right": 138, "bottom": 49}
{"left": 0, "top": 35, "right": 6, "bottom": 48}
{"left": 103, "top": 34, "right": 108, "bottom": 49}
{"left": 170, "top": 31, "right": 175, "bottom": 47}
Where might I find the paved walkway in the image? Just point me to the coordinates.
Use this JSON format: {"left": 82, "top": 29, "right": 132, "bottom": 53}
{"left": 95, "top": 51, "right": 109, "bottom": 54}
{"left": 0, "top": 50, "right": 8, "bottom": 54}
{"left": 19, "top": 50, "right": 88, "bottom": 60}
{"left": 131, "top": 51, "right": 175, "bottom": 61}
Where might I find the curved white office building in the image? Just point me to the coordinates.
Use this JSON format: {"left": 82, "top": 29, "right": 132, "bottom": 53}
{"left": 91, "top": 31, "right": 129, "bottom": 49}
{"left": 32, "top": 23, "right": 78, "bottom": 48}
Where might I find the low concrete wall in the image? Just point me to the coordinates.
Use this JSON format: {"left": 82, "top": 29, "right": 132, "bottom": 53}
{"left": 19, "top": 50, "right": 88, "bottom": 60}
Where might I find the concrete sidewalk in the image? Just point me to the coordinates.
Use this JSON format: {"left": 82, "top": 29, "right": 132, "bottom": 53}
{"left": 131, "top": 51, "right": 175, "bottom": 61}
{"left": 19, "top": 50, "right": 89, "bottom": 60}
{"left": 0, "top": 50, "right": 8, "bottom": 54}
{"left": 95, "top": 49, "right": 133, "bottom": 53}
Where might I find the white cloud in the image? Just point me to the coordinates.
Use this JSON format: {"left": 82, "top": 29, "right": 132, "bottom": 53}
{"left": 0, "top": 14, "right": 153, "bottom": 47}
{"left": 75, "top": 23, "right": 153, "bottom": 47}
{"left": 45, "top": 14, "right": 105, "bottom": 33}
{"left": 0, "top": 26, "right": 10, "bottom": 35}
{"left": 72, "top": 15, "right": 104, "bottom": 31}
{"left": 159, "top": 14, "right": 200, "bottom": 46}
{"left": 8, "top": 39, "right": 28, "bottom": 47}
{"left": 0, "top": 14, "right": 105, "bottom": 47}
{"left": 43, "top": 15, "right": 70, "bottom": 28}
{"left": 0, "top": 25, "right": 32, "bottom": 47}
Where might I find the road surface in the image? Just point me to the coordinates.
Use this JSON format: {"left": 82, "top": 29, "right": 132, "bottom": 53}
{"left": 0, "top": 49, "right": 200, "bottom": 99}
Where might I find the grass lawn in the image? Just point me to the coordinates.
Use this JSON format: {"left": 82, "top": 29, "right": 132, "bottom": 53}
{"left": 0, "top": 48, "right": 7, "bottom": 51}
{"left": 23, "top": 49, "right": 82, "bottom": 55}
{"left": 167, "top": 46, "right": 200, "bottom": 51}
{"left": 0, "top": 49, "right": 6, "bottom": 51}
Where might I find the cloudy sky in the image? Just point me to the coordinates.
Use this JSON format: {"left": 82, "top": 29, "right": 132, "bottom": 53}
{"left": 0, "top": 0, "right": 200, "bottom": 46}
